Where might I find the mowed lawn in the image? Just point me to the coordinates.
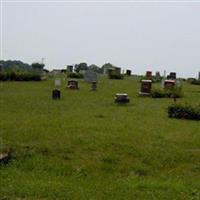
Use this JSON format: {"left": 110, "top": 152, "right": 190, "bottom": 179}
{"left": 0, "top": 76, "right": 200, "bottom": 200}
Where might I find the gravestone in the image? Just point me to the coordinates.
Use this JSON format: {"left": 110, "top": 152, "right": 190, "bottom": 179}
{"left": 146, "top": 71, "right": 152, "bottom": 78}
{"left": 91, "top": 81, "right": 97, "bottom": 91}
{"left": 67, "top": 80, "right": 79, "bottom": 89}
{"left": 169, "top": 72, "right": 176, "bottom": 80}
{"left": 67, "top": 65, "right": 73, "bottom": 73}
{"left": 126, "top": 70, "right": 131, "bottom": 76}
{"left": 84, "top": 70, "right": 98, "bottom": 83}
{"left": 52, "top": 89, "right": 61, "bottom": 100}
{"left": 54, "top": 79, "right": 61, "bottom": 87}
{"left": 164, "top": 80, "right": 175, "bottom": 90}
{"left": 198, "top": 72, "right": 200, "bottom": 80}
{"left": 155, "top": 71, "right": 161, "bottom": 80}
{"left": 139, "top": 80, "right": 152, "bottom": 96}
{"left": 115, "top": 93, "right": 130, "bottom": 104}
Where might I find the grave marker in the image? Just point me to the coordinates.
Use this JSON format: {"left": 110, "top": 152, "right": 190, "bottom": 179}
{"left": 139, "top": 80, "right": 152, "bottom": 96}
{"left": 91, "top": 81, "right": 97, "bottom": 91}
{"left": 54, "top": 79, "right": 61, "bottom": 87}
{"left": 115, "top": 93, "right": 130, "bottom": 104}
{"left": 67, "top": 80, "right": 79, "bottom": 89}
{"left": 67, "top": 65, "right": 73, "bottom": 73}
{"left": 169, "top": 72, "right": 176, "bottom": 80}
{"left": 126, "top": 70, "right": 131, "bottom": 76}
{"left": 146, "top": 71, "right": 152, "bottom": 78}
{"left": 52, "top": 89, "right": 61, "bottom": 100}
{"left": 164, "top": 80, "right": 176, "bottom": 90}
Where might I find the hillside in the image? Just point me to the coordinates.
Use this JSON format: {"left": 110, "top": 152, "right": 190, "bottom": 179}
{"left": 0, "top": 76, "right": 200, "bottom": 199}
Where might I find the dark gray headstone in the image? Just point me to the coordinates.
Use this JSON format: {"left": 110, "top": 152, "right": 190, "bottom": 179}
{"left": 169, "top": 72, "right": 176, "bottom": 80}
{"left": 67, "top": 65, "right": 73, "bottom": 73}
{"left": 91, "top": 81, "right": 97, "bottom": 91}
{"left": 126, "top": 70, "right": 131, "bottom": 76}
{"left": 52, "top": 89, "right": 61, "bottom": 100}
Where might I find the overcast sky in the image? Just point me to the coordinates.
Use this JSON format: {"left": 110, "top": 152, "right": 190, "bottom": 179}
{"left": 1, "top": 1, "right": 200, "bottom": 77}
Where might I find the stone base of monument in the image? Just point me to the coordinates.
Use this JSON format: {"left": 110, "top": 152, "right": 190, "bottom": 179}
{"left": 52, "top": 89, "right": 61, "bottom": 100}
{"left": 115, "top": 93, "right": 130, "bottom": 104}
{"left": 139, "top": 92, "right": 151, "bottom": 96}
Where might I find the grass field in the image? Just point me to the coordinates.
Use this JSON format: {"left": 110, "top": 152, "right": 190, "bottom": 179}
{"left": 0, "top": 76, "right": 200, "bottom": 199}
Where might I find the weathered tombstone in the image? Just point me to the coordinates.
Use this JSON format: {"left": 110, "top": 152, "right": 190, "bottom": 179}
{"left": 115, "top": 93, "right": 130, "bottom": 104}
{"left": 67, "top": 80, "right": 79, "bottom": 89}
{"left": 84, "top": 70, "right": 98, "bottom": 83}
{"left": 169, "top": 72, "right": 176, "bottom": 80}
{"left": 91, "top": 81, "right": 97, "bottom": 91}
{"left": 164, "top": 80, "right": 176, "bottom": 90}
{"left": 67, "top": 65, "right": 73, "bottom": 73}
{"left": 126, "top": 70, "right": 131, "bottom": 76}
{"left": 155, "top": 71, "right": 161, "bottom": 81}
{"left": 146, "top": 71, "right": 152, "bottom": 78}
{"left": 54, "top": 79, "right": 61, "bottom": 87}
{"left": 139, "top": 80, "right": 152, "bottom": 96}
{"left": 52, "top": 89, "right": 61, "bottom": 99}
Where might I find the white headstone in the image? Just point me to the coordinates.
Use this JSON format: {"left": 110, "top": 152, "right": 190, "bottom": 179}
{"left": 54, "top": 79, "right": 61, "bottom": 87}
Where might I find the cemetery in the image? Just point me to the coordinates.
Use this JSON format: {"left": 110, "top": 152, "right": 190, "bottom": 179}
{"left": 0, "top": 70, "right": 200, "bottom": 200}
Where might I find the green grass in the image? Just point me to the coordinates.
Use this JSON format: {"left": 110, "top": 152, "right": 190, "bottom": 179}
{"left": 0, "top": 76, "right": 200, "bottom": 199}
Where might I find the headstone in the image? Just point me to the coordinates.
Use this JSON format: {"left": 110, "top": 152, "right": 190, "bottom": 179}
{"left": 67, "top": 65, "right": 73, "bottom": 73}
{"left": 91, "top": 81, "right": 97, "bottom": 91}
{"left": 139, "top": 80, "right": 152, "bottom": 96}
{"left": 54, "top": 79, "right": 61, "bottom": 87}
{"left": 198, "top": 72, "right": 200, "bottom": 80}
{"left": 146, "top": 71, "right": 152, "bottom": 78}
{"left": 126, "top": 70, "right": 131, "bottom": 76}
{"left": 164, "top": 80, "right": 176, "bottom": 90}
{"left": 115, "top": 93, "right": 130, "bottom": 104}
{"left": 52, "top": 89, "right": 61, "bottom": 99}
{"left": 67, "top": 80, "right": 79, "bottom": 89}
{"left": 155, "top": 71, "right": 161, "bottom": 80}
{"left": 169, "top": 72, "right": 176, "bottom": 80}
{"left": 84, "top": 70, "right": 98, "bottom": 83}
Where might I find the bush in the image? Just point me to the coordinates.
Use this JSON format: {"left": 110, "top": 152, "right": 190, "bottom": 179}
{"left": 151, "top": 87, "right": 183, "bottom": 98}
{"left": 0, "top": 72, "right": 41, "bottom": 81}
{"left": 67, "top": 72, "right": 83, "bottom": 79}
{"left": 151, "top": 88, "right": 166, "bottom": 98}
{"left": 190, "top": 79, "right": 200, "bottom": 85}
{"left": 168, "top": 104, "right": 200, "bottom": 120}
{"left": 109, "top": 74, "right": 124, "bottom": 79}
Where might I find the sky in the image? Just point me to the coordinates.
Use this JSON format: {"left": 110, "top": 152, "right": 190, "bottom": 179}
{"left": 1, "top": 0, "right": 200, "bottom": 78}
